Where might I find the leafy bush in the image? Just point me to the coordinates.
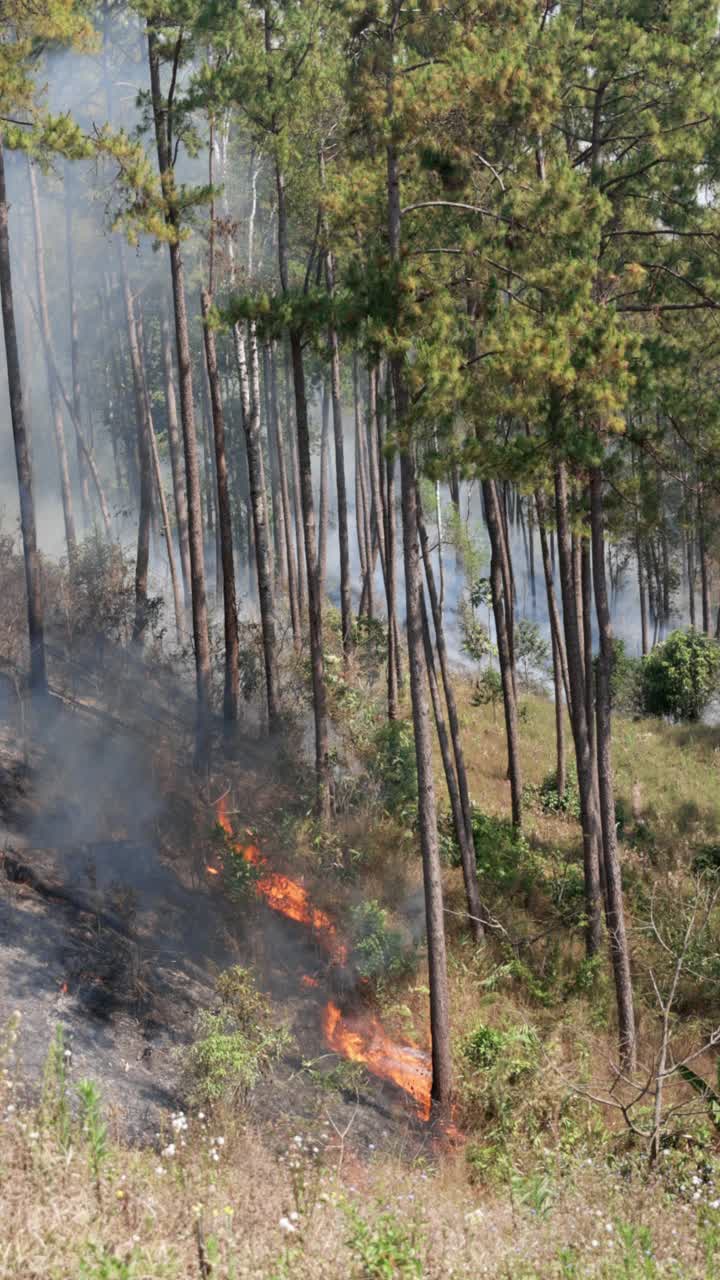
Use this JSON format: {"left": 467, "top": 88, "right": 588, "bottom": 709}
{"left": 515, "top": 619, "right": 550, "bottom": 691}
{"left": 526, "top": 768, "right": 582, "bottom": 821}
{"left": 642, "top": 628, "right": 720, "bottom": 722}
{"left": 607, "top": 638, "right": 644, "bottom": 715}
{"left": 345, "top": 1205, "right": 423, "bottom": 1279}
{"left": 369, "top": 720, "right": 417, "bottom": 821}
{"left": 471, "top": 668, "right": 503, "bottom": 720}
{"left": 349, "top": 900, "right": 416, "bottom": 996}
{"left": 183, "top": 967, "right": 290, "bottom": 1107}
{"left": 460, "top": 596, "right": 495, "bottom": 664}
{"left": 458, "top": 1021, "right": 540, "bottom": 1140}
{"left": 466, "top": 808, "right": 536, "bottom": 891}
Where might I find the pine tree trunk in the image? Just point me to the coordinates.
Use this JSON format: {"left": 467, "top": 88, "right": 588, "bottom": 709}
{"left": 698, "top": 483, "right": 710, "bottom": 635}
{"left": 118, "top": 248, "right": 152, "bottom": 644}
{"left": 484, "top": 479, "right": 523, "bottom": 828}
{"left": 421, "top": 597, "right": 484, "bottom": 941}
{"left": 263, "top": 342, "right": 287, "bottom": 587}
{"left": 243, "top": 320, "right": 280, "bottom": 730}
{"left": 64, "top": 163, "right": 90, "bottom": 528}
{"left": 28, "top": 159, "right": 76, "bottom": 564}
{"left": 201, "top": 289, "right": 240, "bottom": 728}
{"left": 325, "top": 271, "right": 353, "bottom": 662}
{"left": 0, "top": 139, "right": 47, "bottom": 693}
{"left": 284, "top": 340, "right": 307, "bottom": 618}
{"left": 418, "top": 501, "right": 484, "bottom": 942}
{"left": 590, "top": 467, "right": 637, "bottom": 1070}
{"left": 637, "top": 530, "right": 649, "bottom": 655}
{"left": 148, "top": 27, "right": 212, "bottom": 761}
{"left": 268, "top": 340, "right": 301, "bottom": 649}
{"left": 318, "top": 380, "right": 330, "bottom": 602}
{"left": 554, "top": 462, "right": 602, "bottom": 956}
{"left": 275, "top": 154, "right": 331, "bottom": 818}
{"left": 161, "top": 306, "right": 191, "bottom": 607}
{"left": 146, "top": 397, "right": 184, "bottom": 645}
{"left": 534, "top": 489, "right": 572, "bottom": 712}
{"left": 388, "top": 95, "right": 451, "bottom": 1116}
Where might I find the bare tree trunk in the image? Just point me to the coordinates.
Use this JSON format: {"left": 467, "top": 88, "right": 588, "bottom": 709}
{"left": 318, "top": 380, "right": 330, "bottom": 602}
{"left": 418, "top": 501, "right": 484, "bottom": 942}
{"left": 146, "top": 400, "right": 184, "bottom": 645}
{"left": 284, "top": 341, "right": 307, "bottom": 619}
{"left": 148, "top": 27, "right": 212, "bottom": 761}
{"left": 698, "top": 483, "right": 710, "bottom": 635}
{"left": 118, "top": 249, "right": 152, "bottom": 644}
{"left": 636, "top": 527, "right": 649, "bottom": 655}
{"left": 268, "top": 340, "right": 301, "bottom": 649}
{"left": 0, "top": 139, "right": 47, "bottom": 693}
{"left": 484, "top": 479, "right": 522, "bottom": 828}
{"left": 325, "top": 259, "right": 353, "bottom": 661}
{"left": 28, "top": 159, "right": 76, "bottom": 564}
{"left": 244, "top": 320, "right": 280, "bottom": 730}
{"left": 421, "top": 597, "right": 484, "bottom": 941}
{"left": 161, "top": 306, "right": 191, "bottom": 607}
{"left": 354, "top": 353, "right": 374, "bottom": 619}
{"left": 201, "top": 290, "right": 240, "bottom": 728}
{"left": 551, "top": 623, "right": 566, "bottom": 799}
{"left": 275, "top": 150, "right": 331, "bottom": 818}
{"left": 554, "top": 461, "right": 602, "bottom": 956}
{"left": 388, "top": 81, "right": 451, "bottom": 1115}
{"left": 534, "top": 489, "right": 571, "bottom": 711}
{"left": 263, "top": 343, "right": 287, "bottom": 587}
{"left": 590, "top": 467, "right": 637, "bottom": 1070}
{"left": 64, "top": 163, "right": 90, "bottom": 528}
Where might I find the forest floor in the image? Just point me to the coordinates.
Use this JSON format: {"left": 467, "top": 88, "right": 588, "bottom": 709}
{"left": 2, "top": 629, "right": 720, "bottom": 1277}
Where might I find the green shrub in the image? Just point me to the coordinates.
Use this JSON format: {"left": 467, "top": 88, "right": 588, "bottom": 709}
{"left": 345, "top": 1205, "right": 423, "bottom": 1279}
{"left": 642, "top": 628, "right": 720, "bottom": 722}
{"left": 466, "top": 808, "right": 537, "bottom": 892}
{"left": 183, "top": 967, "right": 290, "bottom": 1107}
{"left": 526, "top": 768, "right": 582, "bottom": 821}
{"left": 369, "top": 720, "right": 417, "bottom": 821}
{"left": 458, "top": 1021, "right": 540, "bottom": 1143}
{"left": 608, "top": 638, "right": 644, "bottom": 715}
{"left": 349, "top": 900, "right": 416, "bottom": 996}
{"left": 471, "top": 668, "right": 503, "bottom": 720}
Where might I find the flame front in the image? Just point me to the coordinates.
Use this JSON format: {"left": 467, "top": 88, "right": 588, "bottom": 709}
{"left": 215, "top": 798, "right": 347, "bottom": 964}
{"left": 216, "top": 797, "right": 432, "bottom": 1121}
{"left": 323, "top": 1001, "right": 432, "bottom": 1122}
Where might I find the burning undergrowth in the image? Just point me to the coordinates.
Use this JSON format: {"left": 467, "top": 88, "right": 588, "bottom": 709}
{"left": 0, "top": 673, "right": 439, "bottom": 1150}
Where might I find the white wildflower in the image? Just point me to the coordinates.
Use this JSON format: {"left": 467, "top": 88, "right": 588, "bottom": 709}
{"left": 279, "top": 1216, "right": 297, "bottom": 1234}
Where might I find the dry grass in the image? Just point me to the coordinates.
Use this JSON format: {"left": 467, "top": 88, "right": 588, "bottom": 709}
{"left": 1, "top": 1054, "right": 720, "bottom": 1280}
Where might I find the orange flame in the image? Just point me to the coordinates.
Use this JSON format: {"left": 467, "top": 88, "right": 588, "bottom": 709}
{"left": 322, "top": 1001, "right": 432, "bottom": 1122}
{"left": 215, "top": 798, "right": 347, "bottom": 964}
{"left": 300, "top": 974, "right": 319, "bottom": 989}
{"left": 206, "top": 865, "right": 220, "bottom": 876}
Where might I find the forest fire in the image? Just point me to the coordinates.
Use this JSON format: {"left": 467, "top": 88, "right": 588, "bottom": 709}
{"left": 215, "top": 797, "right": 435, "bottom": 1120}
{"left": 323, "top": 1001, "right": 432, "bottom": 1122}
{"left": 215, "top": 798, "right": 347, "bottom": 964}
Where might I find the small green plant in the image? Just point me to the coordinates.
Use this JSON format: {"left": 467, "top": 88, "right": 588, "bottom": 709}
{"left": 642, "top": 628, "right": 720, "bottom": 722}
{"left": 41, "top": 1024, "right": 72, "bottom": 1149}
{"left": 527, "top": 768, "right": 582, "bottom": 821}
{"left": 183, "top": 966, "right": 290, "bottom": 1107}
{"left": 78, "top": 1246, "right": 155, "bottom": 1280}
{"left": 369, "top": 720, "right": 418, "bottom": 823}
{"left": 349, "top": 900, "right": 416, "bottom": 997}
{"left": 345, "top": 1204, "right": 423, "bottom": 1279}
{"left": 77, "top": 1079, "right": 109, "bottom": 1198}
{"left": 465, "top": 808, "right": 537, "bottom": 891}
{"left": 471, "top": 668, "right": 503, "bottom": 721}
{"left": 515, "top": 619, "right": 550, "bottom": 692}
